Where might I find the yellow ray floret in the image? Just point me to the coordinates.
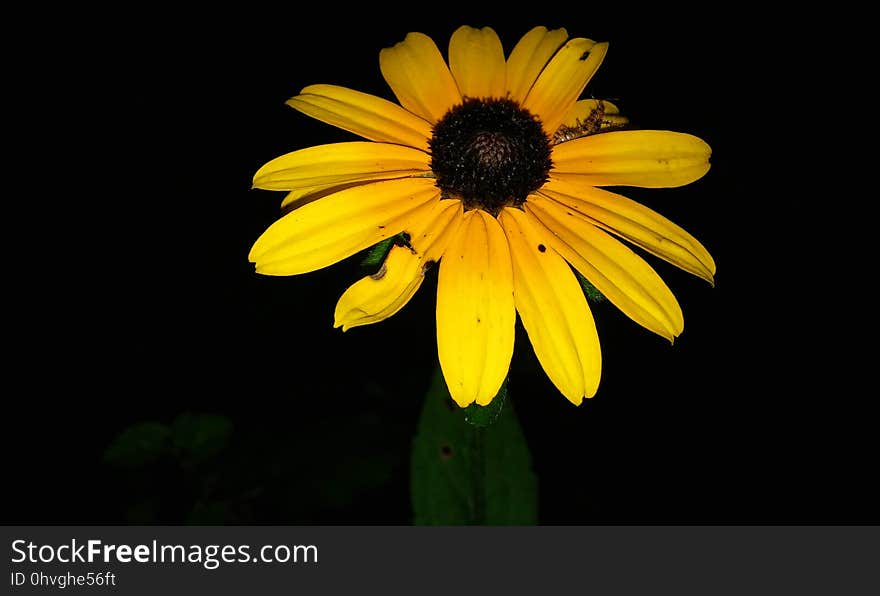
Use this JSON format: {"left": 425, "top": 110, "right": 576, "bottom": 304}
{"left": 250, "top": 178, "right": 439, "bottom": 275}
{"left": 505, "top": 26, "right": 569, "bottom": 104}
{"left": 253, "top": 142, "right": 431, "bottom": 191}
{"left": 551, "top": 130, "right": 711, "bottom": 188}
{"left": 436, "top": 210, "right": 515, "bottom": 407}
{"left": 449, "top": 26, "right": 507, "bottom": 99}
{"left": 527, "top": 196, "right": 685, "bottom": 342}
{"left": 499, "top": 208, "right": 601, "bottom": 403}
{"left": 287, "top": 84, "right": 433, "bottom": 151}
{"left": 334, "top": 200, "right": 463, "bottom": 331}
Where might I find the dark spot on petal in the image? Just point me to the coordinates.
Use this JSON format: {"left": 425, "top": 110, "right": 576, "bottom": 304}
{"left": 579, "top": 50, "right": 590, "bottom": 60}
{"left": 378, "top": 225, "right": 385, "bottom": 229}
{"left": 476, "top": 317, "right": 481, "bottom": 324}
{"left": 537, "top": 244, "right": 546, "bottom": 252}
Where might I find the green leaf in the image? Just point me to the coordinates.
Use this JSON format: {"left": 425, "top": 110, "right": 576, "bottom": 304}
{"left": 171, "top": 413, "right": 233, "bottom": 465}
{"left": 360, "top": 237, "right": 396, "bottom": 268}
{"left": 360, "top": 232, "right": 412, "bottom": 269}
{"left": 104, "top": 422, "right": 171, "bottom": 468}
{"left": 463, "top": 378, "right": 507, "bottom": 427}
{"left": 411, "top": 368, "right": 538, "bottom": 525}
{"left": 575, "top": 269, "right": 606, "bottom": 303}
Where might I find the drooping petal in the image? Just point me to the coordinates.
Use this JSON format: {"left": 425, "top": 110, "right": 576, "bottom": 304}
{"left": 249, "top": 178, "right": 439, "bottom": 275}
{"left": 527, "top": 195, "right": 684, "bottom": 341}
{"left": 253, "top": 142, "right": 431, "bottom": 191}
{"left": 499, "top": 208, "right": 600, "bottom": 404}
{"left": 505, "top": 26, "right": 568, "bottom": 103}
{"left": 555, "top": 99, "right": 629, "bottom": 136}
{"left": 448, "top": 25, "right": 506, "bottom": 99}
{"left": 286, "top": 84, "right": 433, "bottom": 151}
{"left": 379, "top": 32, "right": 461, "bottom": 123}
{"left": 436, "top": 210, "right": 515, "bottom": 406}
{"left": 541, "top": 178, "right": 716, "bottom": 283}
{"left": 334, "top": 200, "right": 463, "bottom": 331}
{"left": 522, "top": 38, "right": 608, "bottom": 135}
{"left": 551, "top": 130, "right": 711, "bottom": 188}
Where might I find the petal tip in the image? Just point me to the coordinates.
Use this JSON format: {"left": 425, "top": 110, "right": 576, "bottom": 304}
{"left": 449, "top": 390, "right": 475, "bottom": 408}
{"left": 565, "top": 392, "right": 585, "bottom": 406}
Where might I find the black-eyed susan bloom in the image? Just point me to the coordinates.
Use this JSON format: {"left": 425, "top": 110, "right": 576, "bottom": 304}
{"left": 250, "top": 26, "right": 715, "bottom": 408}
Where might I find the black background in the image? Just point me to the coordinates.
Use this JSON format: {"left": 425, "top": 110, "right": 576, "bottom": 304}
{"left": 7, "top": 5, "right": 871, "bottom": 524}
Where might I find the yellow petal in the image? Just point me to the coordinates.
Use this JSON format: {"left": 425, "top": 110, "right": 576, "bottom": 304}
{"left": 280, "top": 180, "right": 381, "bottom": 211}
{"left": 287, "top": 84, "right": 433, "bottom": 151}
{"left": 436, "top": 210, "right": 515, "bottom": 406}
{"left": 253, "top": 142, "right": 431, "bottom": 191}
{"left": 522, "top": 38, "right": 608, "bottom": 135}
{"left": 334, "top": 200, "right": 463, "bottom": 331}
{"left": 379, "top": 32, "right": 462, "bottom": 123}
{"left": 527, "top": 195, "right": 684, "bottom": 341}
{"left": 448, "top": 26, "right": 506, "bottom": 99}
{"left": 505, "top": 26, "right": 568, "bottom": 103}
{"left": 551, "top": 130, "right": 711, "bottom": 187}
{"left": 555, "top": 99, "right": 629, "bottom": 136}
{"left": 250, "top": 178, "right": 439, "bottom": 275}
{"left": 499, "top": 208, "right": 600, "bottom": 404}
{"left": 541, "top": 178, "right": 716, "bottom": 283}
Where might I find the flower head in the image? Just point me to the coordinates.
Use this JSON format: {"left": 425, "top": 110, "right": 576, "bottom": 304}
{"left": 250, "top": 26, "right": 715, "bottom": 407}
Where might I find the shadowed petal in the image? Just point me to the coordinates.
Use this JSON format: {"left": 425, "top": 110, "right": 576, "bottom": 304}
{"left": 506, "top": 26, "right": 568, "bottom": 103}
{"left": 380, "top": 32, "right": 462, "bottom": 123}
{"left": 253, "top": 142, "right": 430, "bottom": 191}
{"left": 449, "top": 25, "right": 506, "bottom": 99}
{"left": 287, "top": 84, "right": 433, "bottom": 151}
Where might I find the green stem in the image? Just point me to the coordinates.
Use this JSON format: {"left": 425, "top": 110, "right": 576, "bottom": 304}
{"left": 471, "top": 426, "right": 486, "bottom": 524}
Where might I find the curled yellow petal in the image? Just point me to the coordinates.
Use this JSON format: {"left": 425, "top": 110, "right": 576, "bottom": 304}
{"left": 379, "top": 32, "right": 461, "bottom": 123}
{"left": 522, "top": 38, "right": 608, "bottom": 135}
{"left": 505, "top": 26, "right": 568, "bottom": 103}
{"left": 334, "top": 200, "right": 463, "bottom": 331}
{"left": 499, "top": 207, "right": 600, "bottom": 404}
{"left": 253, "top": 142, "right": 431, "bottom": 191}
{"left": 436, "top": 210, "right": 515, "bottom": 407}
{"left": 449, "top": 25, "right": 506, "bottom": 99}
{"left": 286, "top": 84, "right": 433, "bottom": 151}
{"left": 541, "top": 178, "right": 716, "bottom": 283}
{"left": 527, "top": 195, "right": 684, "bottom": 341}
{"left": 551, "top": 130, "right": 711, "bottom": 188}
{"left": 249, "top": 178, "right": 439, "bottom": 275}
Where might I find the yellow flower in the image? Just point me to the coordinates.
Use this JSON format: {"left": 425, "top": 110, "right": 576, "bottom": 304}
{"left": 250, "top": 26, "right": 715, "bottom": 407}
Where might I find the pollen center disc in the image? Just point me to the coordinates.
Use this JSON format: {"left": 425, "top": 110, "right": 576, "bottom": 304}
{"left": 429, "top": 98, "right": 553, "bottom": 214}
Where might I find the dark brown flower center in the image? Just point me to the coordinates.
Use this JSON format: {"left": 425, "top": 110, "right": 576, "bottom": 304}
{"left": 429, "top": 98, "right": 552, "bottom": 214}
